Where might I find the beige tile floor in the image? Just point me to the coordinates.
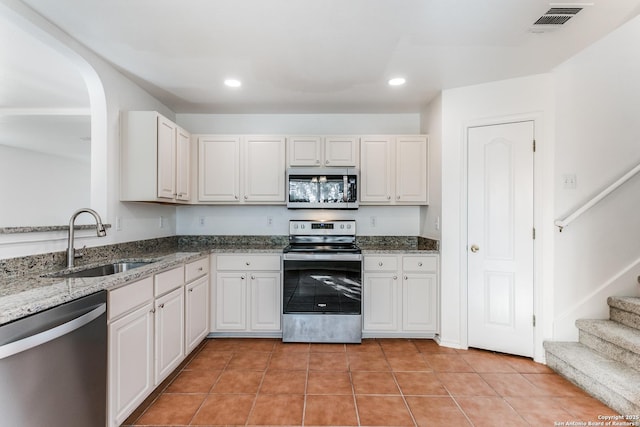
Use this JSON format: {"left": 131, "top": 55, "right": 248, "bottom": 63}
{"left": 123, "top": 338, "right": 617, "bottom": 426}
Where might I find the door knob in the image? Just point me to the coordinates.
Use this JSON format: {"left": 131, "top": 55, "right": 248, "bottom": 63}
{"left": 470, "top": 244, "right": 480, "bottom": 253}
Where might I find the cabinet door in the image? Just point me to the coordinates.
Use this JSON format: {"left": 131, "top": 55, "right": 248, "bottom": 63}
{"left": 324, "top": 136, "right": 358, "bottom": 167}
{"left": 155, "top": 287, "right": 185, "bottom": 384}
{"left": 287, "top": 136, "right": 322, "bottom": 166}
{"left": 109, "top": 303, "right": 154, "bottom": 427}
{"left": 244, "top": 136, "right": 286, "bottom": 202}
{"left": 250, "top": 272, "right": 281, "bottom": 331}
{"left": 396, "top": 136, "right": 428, "bottom": 204}
{"left": 363, "top": 273, "right": 399, "bottom": 331}
{"left": 186, "top": 276, "right": 209, "bottom": 353}
{"left": 360, "top": 136, "right": 394, "bottom": 203}
{"left": 157, "top": 115, "right": 177, "bottom": 199}
{"left": 215, "top": 273, "right": 247, "bottom": 330}
{"left": 402, "top": 273, "right": 437, "bottom": 332}
{"left": 175, "top": 126, "right": 191, "bottom": 201}
{"left": 199, "top": 136, "right": 241, "bottom": 202}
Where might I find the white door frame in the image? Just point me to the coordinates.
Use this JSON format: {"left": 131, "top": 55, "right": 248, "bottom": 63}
{"left": 458, "top": 113, "right": 550, "bottom": 362}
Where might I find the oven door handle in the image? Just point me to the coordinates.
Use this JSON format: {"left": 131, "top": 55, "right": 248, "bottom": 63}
{"left": 283, "top": 253, "right": 362, "bottom": 262}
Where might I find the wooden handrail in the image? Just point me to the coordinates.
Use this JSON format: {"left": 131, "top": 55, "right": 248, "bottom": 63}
{"left": 555, "top": 162, "right": 640, "bottom": 232}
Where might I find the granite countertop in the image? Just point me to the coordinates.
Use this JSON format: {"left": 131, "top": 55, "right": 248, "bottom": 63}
{"left": 0, "top": 235, "right": 439, "bottom": 326}
{"left": 0, "top": 251, "right": 206, "bottom": 325}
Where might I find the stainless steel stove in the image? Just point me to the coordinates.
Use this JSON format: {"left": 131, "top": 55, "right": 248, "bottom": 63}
{"left": 282, "top": 220, "right": 362, "bottom": 343}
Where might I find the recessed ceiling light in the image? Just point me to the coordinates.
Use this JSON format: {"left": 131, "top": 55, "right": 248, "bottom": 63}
{"left": 388, "top": 77, "right": 406, "bottom": 86}
{"left": 224, "top": 79, "right": 242, "bottom": 88}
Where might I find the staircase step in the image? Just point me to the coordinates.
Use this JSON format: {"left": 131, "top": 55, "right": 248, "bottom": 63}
{"left": 544, "top": 341, "right": 640, "bottom": 416}
{"left": 576, "top": 319, "right": 640, "bottom": 370}
{"left": 609, "top": 297, "right": 640, "bottom": 330}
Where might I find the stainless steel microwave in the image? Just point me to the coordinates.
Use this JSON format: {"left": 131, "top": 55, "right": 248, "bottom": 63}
{"left": 286, "top": 167, "right": 359, "bottom": 209}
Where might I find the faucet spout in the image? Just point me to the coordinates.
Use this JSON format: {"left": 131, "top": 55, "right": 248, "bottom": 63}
{"left": 67, "top": 208, "right": 107, "bottom": 268}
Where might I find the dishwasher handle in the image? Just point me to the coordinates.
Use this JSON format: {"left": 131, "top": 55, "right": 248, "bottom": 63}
{"left": 0, "top": 303, "right": 106, "bottom": 360}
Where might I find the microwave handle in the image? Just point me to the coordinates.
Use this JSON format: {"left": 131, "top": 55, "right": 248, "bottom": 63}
{"left": 343, "top": 175, "right": 348, "bottom": 202}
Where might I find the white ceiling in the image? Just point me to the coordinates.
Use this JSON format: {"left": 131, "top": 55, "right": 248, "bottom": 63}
{"left": 5, "top": 0, "right": 640, "bottom": 115}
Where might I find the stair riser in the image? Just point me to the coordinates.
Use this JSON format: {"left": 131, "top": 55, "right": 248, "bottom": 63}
{"left": 610, "top": 307, "right": 640, "bottom": 330}
{"left": 545, "top": 351, "right": 640, "bottom": 416}
{"left": 579, "top": 330, "right": 640, "bottom": 371}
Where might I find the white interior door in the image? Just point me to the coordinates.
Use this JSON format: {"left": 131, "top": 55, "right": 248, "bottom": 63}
{"left": 467, "top": 121, "right": 534, "bottom": 357}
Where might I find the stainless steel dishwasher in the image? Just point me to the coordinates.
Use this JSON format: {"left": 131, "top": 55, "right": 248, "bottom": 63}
{"left": 0, "top": 290, "right": 107, "bottom": 427}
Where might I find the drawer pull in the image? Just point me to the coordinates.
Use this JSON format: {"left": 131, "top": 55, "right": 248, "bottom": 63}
{"left": 189, "top": 288, "right": 194, "bottom": 293}
{"left": 159, "top": 303, "right": 165, "bottom": 309}
{"left": 241, "top": 275, "right": 245, "bottom": 280}
{"left": 418, "top": 262, "right": 423, "bottom": 267}
{"left": 251, "top": 275, "right": 255, "bottom": 280}
{"left": 198, "top": 267, "right": 203, "bottom": 271}
{"left": 378, "top": 262, "right": 383, "bottom": 266}
{"left": 393, "top": 275, "right": 397, "bottom": 280}
{"left": 245, "top": 261, "right": 251, "bottom": 266}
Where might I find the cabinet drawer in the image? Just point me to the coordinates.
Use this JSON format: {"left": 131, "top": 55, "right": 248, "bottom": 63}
{"left": 185, "top": 257, "right": 209, "bottom": 282}
{"left": 154, "top": 266, "right": 185, "bottom": 297}
{"left": 108, "top": 276, "right": 153, "bottom": 320}
{"left": 403, "top": 255, "right": 437, "bottom": 272}
{"left": 364, "top": 255, "right": 398, "bottom": 272}
{"left": 216, "top": 254, "right": 281, "bottom": 271}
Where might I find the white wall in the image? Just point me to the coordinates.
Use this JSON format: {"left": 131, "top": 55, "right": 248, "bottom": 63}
{"left": 419, "top": 94, "right": 442, "bottom": 240}
{"left": 439, "top": 74, "right": 556, "bottom": 361}
{"left": 0, "top": 0, "right": 176, "bottom": 259}
{"left": 552, "top": 15, "right": 640, "bottom": 340}
{"left": 0, "top": 145, "right": 90, "bottom": 226}
{"left": 175, "top": 113, "right": 425, "bottom": 236}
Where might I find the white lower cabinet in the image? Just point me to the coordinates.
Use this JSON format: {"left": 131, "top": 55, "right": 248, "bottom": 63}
{"left": 108, "top": 256, "right": 210, "bottom": 427}
{"left": 213, "top": 254, "right": 281, "bottom": 335}
{"left": 363, "top": 254, "right": 438, "bottom": 336}
{"left": 185, "top": 275, "right": 210, "bottom": 353}
{"left": 108, "top": 277, "right": 155, "bottom": 427}
{"left": 154, "top": 286, "right": 184, "bottom": 384}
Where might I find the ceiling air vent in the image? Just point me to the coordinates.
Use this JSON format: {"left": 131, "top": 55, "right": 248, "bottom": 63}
{"left": 531, "top": 7, "right": 583, "bottom": 31}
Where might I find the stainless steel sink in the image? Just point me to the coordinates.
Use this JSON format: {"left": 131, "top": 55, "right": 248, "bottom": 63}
{"left": 47, "top": 261, "right": 154, "bottom": 278}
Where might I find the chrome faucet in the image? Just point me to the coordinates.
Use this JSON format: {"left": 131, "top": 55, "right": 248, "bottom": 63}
{"left": 67, "top": 208, "right": 107, "bottom": 268}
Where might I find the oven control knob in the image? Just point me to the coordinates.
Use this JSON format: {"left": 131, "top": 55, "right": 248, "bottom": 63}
{"left": 340, "top": 224, "right": 345, "bottom": 229}
{"left": 347, "top": 224, "right": 351, "bottom": 229}
{"left": 301, "top": 224, "right": 306, "bottom": 229}
{"left": 293, "top": 224, "right": 298, "bottom": 229}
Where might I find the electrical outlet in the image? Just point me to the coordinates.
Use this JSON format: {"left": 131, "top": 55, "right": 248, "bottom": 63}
{"left": 563, "top": 174, "right": 577, "bottom": 189}
{"left": 267, "top": 216, "right": 273, "bottom": 227}
{"left": 370, "top": 216, "right": 376, "bottom": 227}
{"left": 115, "top": 216, "right": 122, "bottom": 231}
{"left": 199, "top": 216, "right": 205, "bottom": 226}
{"left": 159, "top": 216, "right": 164, "bottom": 228}
{"left": 435, "top": 216, "right": 440, "bottom": 231}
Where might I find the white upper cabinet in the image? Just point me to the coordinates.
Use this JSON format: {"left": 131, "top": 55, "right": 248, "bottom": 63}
{"left": 121, "top": 111, "right": 192, "bottom": 203}
{"left": 287, "top": 135, "right": 358, "bottom": 167}
{"left": 244, "top": 135, "right": 286, "bottom": 202}
{"left": 175, "top": 127, "right": 191, "bottom": 201}
{"left": 360, "top": 135, "right": 428, "bottom": 205}
{"left": 198, "top": 135, "right": 241, "bottom": 202}
{"left": 199, "top": 135, "right": 285, "bottom": 204}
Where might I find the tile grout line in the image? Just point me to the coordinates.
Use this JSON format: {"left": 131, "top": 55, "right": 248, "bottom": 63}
{"left": 243, "top": 342, "right": 275, "bottom": 427}
{"left": 187, "top": 340, "right": 233, "bottom": 426}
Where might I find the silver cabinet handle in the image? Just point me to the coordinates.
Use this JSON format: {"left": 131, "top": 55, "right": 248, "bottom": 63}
{"left": 387, "top": 195, "right": 391, "bottom": 200}
{"left": 189, "top": 288, "right": 194, "bottom": 293}
{"left": 418, "top": 262, "right": 423, "bottom": 267}
{"left": 404, "top": 275, "right": 408, "bottom": 280}
{"left": 159, "top": 303, "right": 165, "bottom": 309}
{"left": 198, "top": 267, "right": 203, "bottom": 271}
{"left": 241, "top": 275, "right": 245, "bottom": 279}
{"left": 325, "top": 160, "right": 329, "bottom": 164}
{"left": 378, "top": 262, "right": 383, "bottom": 266}
{"left": 251, "top": 275, "right": 255, "bottom": 280}
{"left": 0, "top": 303, "right": 105, "bottom": 360}
{"left": 393, "top": 275, "right": 398, "bottom": 280}
{"left": 245, "top": 261, "right": 250, "bottom": 266}
{"left": 470, "top": 244, "right": 480, "bottom": 253}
